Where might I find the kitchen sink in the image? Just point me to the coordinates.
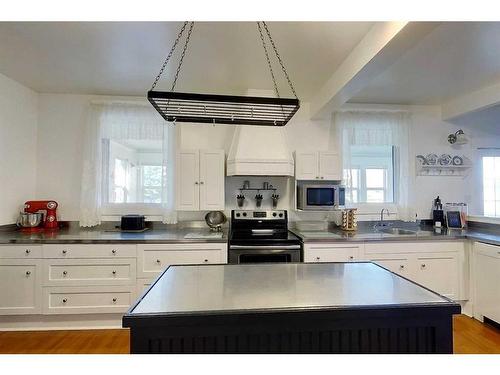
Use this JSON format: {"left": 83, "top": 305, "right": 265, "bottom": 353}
{"left": 377, "top": 227, "right": 417, "bottom": 235}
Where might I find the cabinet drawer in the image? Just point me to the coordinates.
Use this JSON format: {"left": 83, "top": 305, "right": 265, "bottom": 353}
{"left": 368, "top": 257, "right": 411, "bottom": 277}
{"left": 0, "top": 245, "right": 42, "bottom": 259}
{"left": 43, "top": 244, "right": 136, "bottom": 258}
{"left": 0, "top": 259, "right": 42, "bottom": 315}
{"left": 42, "top": 258, "right": 136, "bottom": 286}
{"left": 137, "top": 243, "right": 226, "bottom": 278}
{"left": 43, "top": 286, "right": 134, "bottom": 314}
{"left": 139, "top": 250, "right": 222, "bottom": 278}
{"left": 304, "top": 243, "right": 363, "bottom": 263}
{"left": 364, "top": 241, "right": 464, "bottom": 255}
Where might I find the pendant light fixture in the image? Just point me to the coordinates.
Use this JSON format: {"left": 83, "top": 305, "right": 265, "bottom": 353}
{"left": 148, "top": 21, "right": 300, "bottom": 126}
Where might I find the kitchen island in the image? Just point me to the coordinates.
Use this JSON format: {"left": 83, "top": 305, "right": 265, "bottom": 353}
{"left": 123, "top": 262, "right": 460, "bottom": 353}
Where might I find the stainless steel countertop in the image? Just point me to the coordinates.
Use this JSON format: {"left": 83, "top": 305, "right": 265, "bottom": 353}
{"left": 0, "top": 227, "right": 228, "bottom": 244}
{"left": 129, "top": 263, "right": 454, "bottom": 316}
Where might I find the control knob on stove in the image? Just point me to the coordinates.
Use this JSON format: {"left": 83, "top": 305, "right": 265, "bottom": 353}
{"left": 272, "top": 212, "right": 277, "bottom": 217}
{"left": 279, "top": 213, "right": 283, "bottom": 218}
{"left": 236, "top": 213, "right": 241, "bottom": 217}
{"left": 242, "top": 212, "right": 247, "bottom": 217}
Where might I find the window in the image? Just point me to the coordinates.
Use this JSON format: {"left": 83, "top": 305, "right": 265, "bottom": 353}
{"left": 105, "top": 139, "right": 163, "bottom": 204}
{"left": 482, "top": 156, "right": 500, "bottom": 217}
{"left": 343, "top": 145, "right": 395, "bottom": 204}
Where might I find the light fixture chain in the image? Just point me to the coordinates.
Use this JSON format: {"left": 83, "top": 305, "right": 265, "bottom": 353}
{"left": 171, "top": 21, "right": 195, "bottom": 92}
{"left": 257, "top": 22, "right": 281, "bottom": 99}
{"left": 261, "top": 21, "right": 298, "bottom": 99}
{"left": 150, "top": 21, "right": 189, "bottom": 91}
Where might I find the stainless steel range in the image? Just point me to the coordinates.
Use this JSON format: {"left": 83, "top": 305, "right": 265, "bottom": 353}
{"left": 228, "top": 210, "right": 302, "bottom": 264}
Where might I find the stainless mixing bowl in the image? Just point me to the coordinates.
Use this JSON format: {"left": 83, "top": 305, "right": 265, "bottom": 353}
{"left": 17, "top": 212, "right": 43, "bottom": 228}
{"left": 204, "top": 211, "right": 227, "bottom": 232}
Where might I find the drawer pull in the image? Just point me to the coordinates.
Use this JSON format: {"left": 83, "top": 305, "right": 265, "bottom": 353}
{"left": 112, "top": 270, "right": 117, "bottom": 275}
{"left": 316, "top": 257, "right": 320, "bottom": 261}
{"left": 156, "top": 259, "right": 161, "bottom": 264}
{"left": 25, "top": 271, "right": 31, "bottom": 276}
{"left": 421, "top": 264, "right": 426, "bottom": 269}
{"left": 25, "top": 249, "right": 31, "bottom": 254}
{"left": 62, "top": 271, "right": 68, "bottom": 276}
{"left": 62, "top": 298, "right": 67, "bottom": 303}
{"left": 400, "top": 265, "right": 405, "bottom": 269}
{"left": 348, "top": 256, "right": 354, "bottom": 260}
{"left": 62, "top": 250, "right": 67, "bottom": 255}
{"left": 112, "top": 249, "right": 117, "bottom": 254}
{"left": 204, "top": 259, "right": 209, "bottom": 263}
{"left": 112, "top": 298, "right": 117, "bottom": 303}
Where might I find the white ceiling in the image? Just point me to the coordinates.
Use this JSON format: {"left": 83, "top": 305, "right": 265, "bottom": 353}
{"left": 0, "top": 22, "right": 373, "bottom": 100}
{"left": 350, "top": 22, "right": 500, "bottom": 105}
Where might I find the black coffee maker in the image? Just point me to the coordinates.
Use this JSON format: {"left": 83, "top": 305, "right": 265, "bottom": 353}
{"left": 432, "top": 196, "right": 445, "bottom": 227}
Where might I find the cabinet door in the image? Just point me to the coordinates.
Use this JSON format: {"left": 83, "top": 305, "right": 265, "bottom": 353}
{"left": 199, "top": 149, "right": 225, "bottom": 211}
{"left": 176, "top": 150, "right": 200, "bottom": 211}
{"left": 304, "top": 244, "right": 362, "bottom": 263}
{"left": 0, "top": 259, "right": 41, "bottom": 315}
{"left": 414, "top": 253, "right": 459, "bottom": 299}
{"left": 295, "top": 152, "right": 319, "bottom": 180}
{"left": 474, "top": 242, "right": 500, "bottom": 323}
{"left": 368, "top": 256, "right": 411, "bottom": 278}
{"left": 319, "top": 152, "right": 341, "bottom": 180}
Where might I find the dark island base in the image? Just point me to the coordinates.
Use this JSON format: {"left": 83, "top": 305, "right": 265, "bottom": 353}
{"left": 124, "top": 305, "right": 460, "bottom": 354}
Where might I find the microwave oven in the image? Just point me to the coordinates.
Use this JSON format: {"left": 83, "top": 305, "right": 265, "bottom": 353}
{"left": 297, "top": 184, "right": 345, "bottom": 210}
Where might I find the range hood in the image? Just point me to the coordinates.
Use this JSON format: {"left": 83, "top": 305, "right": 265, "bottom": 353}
{"left": 227, "top": 126, "right": 294, "bottom": 176}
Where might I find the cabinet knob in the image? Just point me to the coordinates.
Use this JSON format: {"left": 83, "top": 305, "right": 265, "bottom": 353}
{"left": 112, "top": 249, "right": 117, "bottom": 254}
{"left": 25, "top": 249, "right": 31, "bottom": 254}
{"left": 26, "top": 271, "right": 31, "bottom": 276}
{"left": 112, "top": 270, "right": 117, "bottom": 275}
{"left": 204, "top": 259, "right": 208, "bottom": 263}
{"left": 316, "top": 257, "right": 320, "bottom": 261}
{"left": 316, "top": 176, "right": 319, "bottom": 179}
{"left": 62, "top": 250, "right": 67, "bottom": 254}
{"left": 349, "top": 256, "right": 354, "bottom": 260}
{"left": 421, "top": 264, "right": 426, "bottom": 269}
{"left": 62, "top": 271, "right": 67, "bottom": 276}
{"left": 400, "top": 265, "right": 405, "bottom": 269}
{"left": 195, "top": 181, "right": 199, "bottom": 185}
{"left": 200, "top": 181, "right": 204, "bottom": 185}
{"left": 320, "top": 176, "right": 324, "bottom": 179}
{"left": 62, "top": 298, "right": 67, "bottom": 303}
{"left": 112, "top": 298, "right": 117, "bottom": 303}
{"left": 156, "top": 259, "right": 161, "bottom": 264}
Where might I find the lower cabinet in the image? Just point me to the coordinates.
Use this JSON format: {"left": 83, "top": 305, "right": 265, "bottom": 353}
{"left": 303, "top": 243, "right": 363, "bottom": 263}
{"left": 473, "top": 242, "right": 500, "bottom": 324}
{"left": 365, "top": 254, "right": 411, "bottom": 277}
{"left": 413, "top": 252, "right": 459, "bottom": 299}
{"left": 0, "top": 259, "right": 42, "bottom": 315}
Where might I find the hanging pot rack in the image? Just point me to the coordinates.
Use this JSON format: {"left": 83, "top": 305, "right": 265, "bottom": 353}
{"left": 148, "top": 21, "right": 300, "bottom": 126}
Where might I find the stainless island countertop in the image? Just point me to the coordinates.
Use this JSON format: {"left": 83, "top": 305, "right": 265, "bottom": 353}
{"left": 129, "top": 262, "right": 454, "bottom": 316}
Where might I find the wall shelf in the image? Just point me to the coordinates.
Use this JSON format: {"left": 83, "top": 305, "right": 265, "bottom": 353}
{"left": 415, "top": 155, "right": 471, "bottom": 177}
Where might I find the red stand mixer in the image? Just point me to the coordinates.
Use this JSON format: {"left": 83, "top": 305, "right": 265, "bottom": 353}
{"left": 19, "top": 200, "right": 59, "bottom": 232}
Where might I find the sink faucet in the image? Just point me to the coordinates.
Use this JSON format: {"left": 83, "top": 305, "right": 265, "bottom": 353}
{"left": 380, "top": 208, "right": 390, "bottom": 224}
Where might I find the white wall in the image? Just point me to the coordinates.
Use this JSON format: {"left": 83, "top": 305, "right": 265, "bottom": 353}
{"left": 0, "top": 73, "right": 38, "bottom": 225}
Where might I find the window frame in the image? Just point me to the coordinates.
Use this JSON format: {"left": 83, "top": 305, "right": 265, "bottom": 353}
{"left": 480, "top": 151, "right": 500, "bottom": 218}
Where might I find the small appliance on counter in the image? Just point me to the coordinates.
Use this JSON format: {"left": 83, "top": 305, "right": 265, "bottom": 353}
{"left": 432, "top": 196, "right": 445, "bottom": 227}
{"left": 120, "top": 215, "right": 146, "bottom": 232}
{"left": 340, "top": 208, "right": 357, "bottom": 231}
{"left": 17, "top": 200, "right": 59, "bottom": 232}
{"left": 205, "top": 211, "right": 227, "bottom": 232}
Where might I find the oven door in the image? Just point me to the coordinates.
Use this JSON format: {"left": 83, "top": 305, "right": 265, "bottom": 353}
{"left": 229, "top": 245, "right": 302, "bottom": 264}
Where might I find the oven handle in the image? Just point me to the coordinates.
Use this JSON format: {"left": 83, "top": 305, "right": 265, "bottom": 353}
{"left": 230, "top": 245, "right": 301, "bottom": 250}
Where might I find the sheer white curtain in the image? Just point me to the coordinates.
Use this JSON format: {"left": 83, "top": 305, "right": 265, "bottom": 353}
{"left": 80, "top": 103, "right": 177, "bottom": 227}
{"left": 334, "top": 110, "right": 412, "bottom": 220}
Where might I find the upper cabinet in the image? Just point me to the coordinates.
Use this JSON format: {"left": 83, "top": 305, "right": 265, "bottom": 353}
{"left": 176, "top": 150, "right": 225, "bottom": 211}
{"left": 295, "top": 151, "right": 342, "bottom": 181}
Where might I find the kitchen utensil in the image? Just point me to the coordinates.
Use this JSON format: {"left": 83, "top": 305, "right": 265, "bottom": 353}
{"left": 416, "top": 155, "right": 428, "bottom": 165}
{"left": 204, "top": 211, "right": 227, "bottom": 232}
{"left": 438, "top": 154, "right": 452, "bottom": 166}
{"left": 121, "top": 215, "right": 145, "bottom": 231}
{"left": 263, "top": 182, "right": 269, "bottom": 189}
{"left": 341, "top": 209, "right": 357, "bottom": 231}
{"left": 426, "top": 153, "right": 438, "bottom": 165}
{"left": 17, "top": 212, "right": 43, "bottom": 228}
{"left": 452, "top": 156, "right": 463, "bottom": 165}
{"left": 236, "top": 194, "right": 245, "bottom": 208}
{"left": 255, "top": 194, "right": 263, "bottom": 208}
{"left": 271, "top": 194, "right": 280, "bottom": 209}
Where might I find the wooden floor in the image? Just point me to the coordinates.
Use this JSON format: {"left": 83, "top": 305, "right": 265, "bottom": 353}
{"left": 0, "top": 315, "right": 498, "bottom": 354}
